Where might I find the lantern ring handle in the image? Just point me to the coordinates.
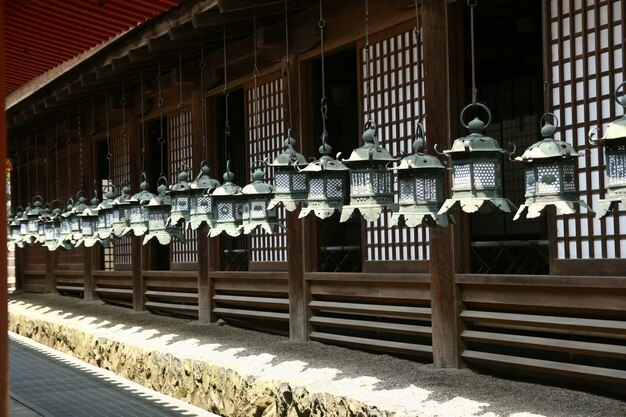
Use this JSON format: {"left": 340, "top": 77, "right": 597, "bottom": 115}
{"left": 32, "top": 194, "right": 44, "bottom": 204}
{"left": 588, "top": 127, "right": 600, "bottom": 145}
{"left": 539, "top": 112, "right": 559, "bottom": 129}
{"left": 459, "top": 102, "right": 492, "bottom": 129}
{"left": 75, "top": 190, "right": 87, "bottom": 200}
{"left": 157, "top": 176, "right": 169, "bottom": 186}
{"left": 250, "top": 158, "right": 269, "bottom": 169}
{"left": 615, "top": 81, "right": 626, "bottom": 106}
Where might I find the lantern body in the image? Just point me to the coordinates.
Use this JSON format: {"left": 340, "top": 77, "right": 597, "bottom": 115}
{"left": 268, "top": 133, "right": 308, "bottom": 211}
{"left": 438, "top": 115, "right": 516, "bottom": 215}
{"left": 392, "top": 151, "right": 450, "bottom": 227}
{"left": 242, "top": 169, "right": 279, "bottom": 234}
{"left": 167, "top": 170, "right": 191, "bottom": 227}
{"left": 78, "top": 207, "right": 104, "bottom": 248}
{"left": 514, "top": 121, "right": 590, "bottom": 220}
{"left": 209, "top": 171, "right": 244, "bottom": 237}
{"left": 592, "top": 101, "right": 626, "bottom": 218}
{"left": 10, "top": 216, "right": 22, "bottom": 245}
{"left": 341, "top": 125, "right": 398, "bottom": 222}
{"left": 144, "top": 184, "right": 185, "bottom": 245}
{"left": 111, "top": 187, "right": 132, "bottom": 237}
{"left": 187, "top": 165, "right": 220, "bottom": 230}
{"left": 122, "top": 180, "right": 154, "bottom": 237}
{"left": 25, "top": 198, "right": 44, "bottom": 245}
{"left": 299, "top": 144, "right": 350, "bottom": 220}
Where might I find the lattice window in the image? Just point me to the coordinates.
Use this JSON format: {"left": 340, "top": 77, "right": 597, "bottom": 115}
{"left": 168, "top": 109, "right": 197, "bottom": 264}
{"left": 111, "top": 130, "right": 131, "bottom": 265}
{"left": 246, "top": 75, "right": 287, "bottom": 263}
{"left": 550, "top": 0, "right": 626, "bottom": 259}
{"left": 362, "top": 25, "right": 429, "bottom": 261}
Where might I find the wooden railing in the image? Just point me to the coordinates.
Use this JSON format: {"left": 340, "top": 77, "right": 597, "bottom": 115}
{"left": 457, "top": 274, "right": 626, "bottom": 392}
{"left": 143, "top": 271, "right": 199, "bottom": 319}
{"left": 94, "top": 271, "right": 133, "bottom": 308}
{"left": 306, "top": 272, "right": 432, "bottom": 359}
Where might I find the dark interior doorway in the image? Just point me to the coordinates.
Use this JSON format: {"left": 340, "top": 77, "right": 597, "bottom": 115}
{"left": 311, "top": 47, "right": 362, "bottom": 272}
{"left": 462, "top": 0, "right": 548, "bottom": 274}
{"left": 147, "top": 118, "right": 170, "bottom": 271}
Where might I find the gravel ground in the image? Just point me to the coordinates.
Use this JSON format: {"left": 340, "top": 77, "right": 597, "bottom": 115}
{"left": 8, "top": 292, "right": 626, "bottom": 417}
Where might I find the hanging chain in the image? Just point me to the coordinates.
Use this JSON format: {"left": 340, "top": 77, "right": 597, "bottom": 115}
{"left": 200, "top": 41, "right": 207, "bottom": 163}
{"left": 253, "top": 8, "right": 260, "bottom": 146}
{"left": 55, "top": 118, "right": 60, "bottom": 199}
{"left": 16, "top": 148, "right": 22, "bottom": 207}
{"left": 140, "top": 66, "right": 146, "bottom": 175}
{"left": 318, "top": 0, "right": 328, "bottom": 146}
{"left": 284, "top": 0, "right": 293, "bottom": 130}
{"left": 223, "top": 25, "right": 231, "bottom": 164}
{"left": 25, "top": 148, "right": 30, "bottom": 203}
{"left": 468, "top": 0, "right": 478, "bottom": 104}
{"left": 78, "top": 105, "right": 84, "bottom": 192}
{"left": 92, "top": 94, "right": 99, "bottom": 193}
{"left": 414, "top": 0, "right": 424, "bottom": 121}
{"left": 158, "top": 60, "right": 166, "bottom": 178}
{"left": 66, "top": 113, "right": 72, "bottom": 196}
{"left": 118, "top": 80, "right": 126, "bottom": 187}
{"left": 364, "top": 0, "right": 373, "bottom": 126}
{"left": 33, "top": 129, "right": 39, "bottom": 195}
{"left": 178, "top": 49, "right": 186, "bottom": 114}
{"left": 44, "top": 121, "right": 49, "bottom": 200}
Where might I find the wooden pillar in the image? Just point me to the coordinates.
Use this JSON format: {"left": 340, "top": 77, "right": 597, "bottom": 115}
{"left": 287, "top": 209, "right": 307, "bottom": 341}
{"left": 83, "top": 248, "right": 96, "bottom": 300}
{"left": 128, "top": 103, "right": 144, "bottom": 311}
{"left": 422, "top": 0, "right": 459, "bottom": 368}
{"left": 45, "top": 251, "right": 55, "bottom": 293}
{"left": 0, "top": 1, "right": 9, "bottom": 412}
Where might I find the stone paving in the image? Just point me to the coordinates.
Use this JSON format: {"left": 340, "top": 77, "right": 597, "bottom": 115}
{"left": 10, "top": 332, "right": 220, "bottom": 417}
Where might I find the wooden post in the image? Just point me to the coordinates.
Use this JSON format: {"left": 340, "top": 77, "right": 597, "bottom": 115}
{"left": 128, "top": 106, "right": 144, "bottom": 311}
{"left": 0, "top": 0, "right": 9, "bottom": 411}
{"left": 45, "top": 251, "right": 56, "bottom": 293}
{"left": 287, "top": 209, "right": 307, "bottom": 341}
{"left": 422, "top": 0, "right": 459, "bottom": 368}
{"left": 83, "top": 248, "right": 96, "bottom": 300}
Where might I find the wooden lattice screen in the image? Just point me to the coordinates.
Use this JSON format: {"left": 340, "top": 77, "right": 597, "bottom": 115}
{"left": 246, "top": 74, "right": 288, "bottom": 263}
{"left": 110, "top": 129, "right": 132, "bottom": 266}
{"left": 168, "top": 109, "right": 197, "bottom": 264}
{"left": 550, "top": 0, "right": 626, "bottom": 259}
{"left": 362, "top": 23, "right": 429, "bottom": 262}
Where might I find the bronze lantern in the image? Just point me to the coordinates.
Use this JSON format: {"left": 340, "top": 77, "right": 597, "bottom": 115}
{"left": 123, "top": 175, "right": 155, "bottom": 237}
{"left": 340, "top": 122, "right": 398, "bottom": 222}
{"left": 515, "top": 113, "right": 591, "bottom": 220}
{"left": 168, "top": 167, "right": 191, "bottom": 228}
{"left": 438, "top": 103, "right": 516, "bottom": 215}
{"left": 188, "top": 163, "right": 221, "bottom": 231}
{"left": 209, "top": 164, "right": 245, "bottom": 238}
{"left": 111, "top": 186, "right": 132, "bottom": 238}
{"left": 267, "top": 130, "right": 308, "bottom": 212}
{"left": 242, "top": 165, "right": 279, "bottom": 234}
{"left": 143, "top": 179, "right": 185, "bottom": 245}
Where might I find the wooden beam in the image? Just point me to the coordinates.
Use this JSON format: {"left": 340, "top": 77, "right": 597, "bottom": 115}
{"left": 422, "top": 0, "right": 459, "bottom": 368}
{"left": 193, "top": 0, "right": 315, "bottom": 28}
{"left": 217, "top": 0, "right": 287, "bottom": 13}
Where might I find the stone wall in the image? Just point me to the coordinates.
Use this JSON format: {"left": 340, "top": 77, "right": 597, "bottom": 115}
{"left": 9, "top": 311, "right": 390, "bottom": 417}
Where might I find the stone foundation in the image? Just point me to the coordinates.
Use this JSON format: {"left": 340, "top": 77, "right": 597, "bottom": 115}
{"left": 9, "top": 310, "right": 389, "bottom": 417}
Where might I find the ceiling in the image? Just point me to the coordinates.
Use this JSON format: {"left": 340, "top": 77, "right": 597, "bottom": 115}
{"left": 5, "top": 0, "right": 182, "bottom": 94}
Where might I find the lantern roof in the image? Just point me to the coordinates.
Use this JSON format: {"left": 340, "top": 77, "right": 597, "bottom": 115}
{"left": 170, "top": 170, "right": 191, "bottom": 192}
{"left": 516, "top": 122, "right": 582, "bottom": 162}
{"left": 113, "top": 186, "right": 133, "bottom": 206}
{"left": 595, "top": 95, "right": 626, "bottom": 142}
{"left": 301, "top": 143, "right": 349, "bottom": 172}
{"left": 268, "top": 132, "right": 308, "bottom": 167}
{"left": 396, "top": 136, "right": 446, "bottom": 171}
{"left": 27, "top": 196, "right": 45, "bottom": 216}
{"left": 129, "top": 178, "right": 156, "bottom": 204}
{"left": 212, "top": 170, "right": 243, "bottom": 196}
{"left": 147, "top": 183, "right": 171, "bottom": 206}
{"left": 190, "top": 164, "right": 221, "bottom": 190}
{"left": 97, "top": 190, "right": 116, "bottom": 211}
{"left": 343, "top": 124, "right": 399, "bottom": 164}
{"left": 444, "top": 117, "right": 505, "bottom": 155}
{"left": 242, "top": 168, "right": 275, "bottom": 195}
{"left": 71, "top": 195, "right": 89, "bottom": 215}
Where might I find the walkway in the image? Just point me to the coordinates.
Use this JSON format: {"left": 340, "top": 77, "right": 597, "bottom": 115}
{"left": 9, "top": 332, "right": 219, "bottom": 417}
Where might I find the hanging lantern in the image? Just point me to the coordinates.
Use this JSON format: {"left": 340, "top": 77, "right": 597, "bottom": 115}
{"left": 58, "top": 198, "right": 76, "bottom": 249}
{"left": 298, "top": 140, "right": 349, "bottom": 219}
{"left": 515, "top": 113, "right": 591, "bottom": 220}
{"left": 24, "top": 195, "right": 45, "bottom": 245}
{"left": 97, "top": 189, "right": 116, "bottom": 240}
{"left": 438, "top": 103, "right": 516, "bottom": 215}
{"left": 209, "top": 163, "right": 245, "bottom": 237}
{"left": 111, "top": 186, "right": 132, "bottom": 238}
{"left": 167, "top": 167, "right": 191, "bottom": 227}
{"left": 340, "top": 122, "right": 398, "bottom": 222}
{"left": 144, "top": 178, "right": 185, "bottom": 245}
{"left": 590, "top": 83, "right": 626, "bottom": 218}
{"left": 69, "top": 194, "right": 89, "bottom": 243}
{"left": 391, "top": 124, "right": 452, "bottom": 227}
{"left": 42, "top": 203, "right": 64, "bottom": 251}
{"left": 242, "top": 164, "right": 279, "bottom": 234}
{"left": 188, "top": 163, "right": 221, "bottom": 230}
{"left": 268, "top": 130, "right": 308, "bottom": 211}
{"left": 78, "top": 194, "right": 108, "bottom": 248}
{"left": 8, "top": 208, "right": 22, "bottom": 247}
{"left": 123, "top": 175, "right": 154, "bottom": 237}
{"left": 18, "top": 206, "right": 30, "bottom": 245}
{"left": 37, "top": 204, "right": 51, "bottom": 245}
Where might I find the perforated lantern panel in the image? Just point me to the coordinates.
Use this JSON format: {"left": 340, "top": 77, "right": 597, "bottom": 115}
{"left": 293, "top": 173, "right": 307, "bottom": 192}
{"left": 217, "top": 202, "right": 234, "bottom": 221}
{"left": 399, "top": 177, "right": 414, "bottom": 203}
{"left": 415, "top": 175, "right": 439, "bottom": 203}
{"left": 149, "top": 211, "right": 166, "bottom": 230}
{"left": 525, "top": 168, "right": 536, "bottom": 196}
{"left": 172, "top": 196, "right": 189, "bottom": 212}
{"left": 249, "top": 200, "right": 267, "bottom": 220}
{"left": 607, "top": 149, "right": 626, "bottom": 186}
{"left": 275, "top": 172, "right": 291, "bottom": 192}
{"left": 191, "top": 195, "right": 212, "bottom": 215}
{"left": 309, "top": 178, "right": 325, "bottom": 198}
{"left": 537, "top": 164, "right": 561, "bottom": 194}
{"left": 453, "top": 163, "right": 472, "bottom": 190}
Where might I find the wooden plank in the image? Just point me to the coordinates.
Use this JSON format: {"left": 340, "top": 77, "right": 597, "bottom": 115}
{"left": 309, "top": 301, "right": 431, "bottom": 320}
{"left": 55, "top": 285, "right": 84, "bottom": 292}
{"left": 461, "top": 330, "right": 626, "bottom": 360}
{"left": 209, "top": 271, "right": 288, "bottom": 280}
{"left": 310, "top": 332, "right": 432, "bottom": 357}
{"left": 461, "top": 350, "right": 626, "bottom": 385}
{"left": 456, "top": 274, "right": 626, "bottom": 289}
{"left": 213, "top": 279, "right": 288, "bottom": 295}
{"left": 145, "top": 301, "right": 198, "bottom": 312}
{"left": 310, "top": 316, "right": 432, "bottom": 337}
{"left": 213, "top": 307, "right": 289, "bottom": 321}
{"left": 461, "top": 310, "right": 626, "bottom": 336}
{"left": 145, "top": 290, "right": 198, "bottom": 301}
{"left": 213, "top": 294, "right": 289, "bottom": 309}
{"left": 95, "top": 288, "right": 133, "bottom": 295}
{"left": 305, "top": 272, "right": 431, "bottom": 283}
{"left": 309, "top": 281, "right": 430, "bottom": 302}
